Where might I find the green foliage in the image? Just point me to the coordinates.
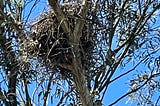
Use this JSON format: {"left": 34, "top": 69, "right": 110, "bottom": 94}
{"left": 0, "top": 0, "right": 160, "bottom": 106}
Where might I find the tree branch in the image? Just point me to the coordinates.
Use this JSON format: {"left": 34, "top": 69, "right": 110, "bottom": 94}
{"left": 48, "top": 0, "right": 70, "bottom": 34}
{"left": 43, "top": 73, "right": 54, "bottom": 106}
{"left": 109, "top": 73, "right": 160, "bottom": 106}
{"left": 110, "top": 48, "right": 160, "bottom": 83}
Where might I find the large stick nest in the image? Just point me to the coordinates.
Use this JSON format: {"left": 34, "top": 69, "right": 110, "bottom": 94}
{"left": 23, "top": 3, "right": 96, "bottom": 72}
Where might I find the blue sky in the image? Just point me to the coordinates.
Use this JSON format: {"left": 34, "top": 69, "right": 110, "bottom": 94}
{"left": 1, "top": 0, "right": 159, "bottom": 106}
{"left": 23, "top": 1, "right": 135, "bottom": 105}
{"left": 22, "top": 0, "right": 155, "bottom": 106}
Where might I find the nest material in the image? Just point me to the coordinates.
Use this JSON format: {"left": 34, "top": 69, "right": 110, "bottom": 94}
{"left": 29, "top": 3, "right": 94, "bottom": 71}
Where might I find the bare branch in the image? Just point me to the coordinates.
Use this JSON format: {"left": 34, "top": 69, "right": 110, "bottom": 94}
{"left": 109, "top": 75, "right": 151, "bottom": 106}
{"left": 43, "top": 73, "right": 54, "bottom": 106}
{"left": 48, "top": 0, "right": 70, "bottom": 34}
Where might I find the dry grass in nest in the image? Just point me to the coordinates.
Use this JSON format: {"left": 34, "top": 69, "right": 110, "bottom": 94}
{"left": 22, "top": 3, "right": 95, "bottom": 74}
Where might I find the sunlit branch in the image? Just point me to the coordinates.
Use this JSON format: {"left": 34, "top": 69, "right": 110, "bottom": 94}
{"left": 93, "top": 69, "right": 103, "bottom": 90}
{"left": 98, "top": 68, "right": 113, "bottom": 93}
{"left": 48, "top": 0, "right": 70, "bottom": 34}
{"left": 32, "top": 79, "right": 44, "bottom": 102}
{"left": 110, "top": 60, "right": 142, "bottom": 83}
{"left": 108, "top": 73, "right": 160, "bottom": 106}
{"left": 136, "top": 4, "right": 160, "bottom": 34}
{"left": 1, "top": 0, "right": 159, "bottom": 105}
{"left": 92, "top": 0, "right": 99, "bottom": 13}
{"left": 72, "top": 0, "right": 91, "bottom": 45}
{"left": 99, "top": 38, "right": 133, "bottom": 92}
{"left": 99, "top": 39, "right": 132, "bottom": 93}
{"left": 43, "top": 73, "right": 54, "bottom": 106}
{"left": 17, "top": 87, "right": 25, "bottom": 104}
{"left": 110, "top": 48, "right": 160, "bottom": 83}
{"left": 93, "top": 60, "right": 110, "bottom": 90}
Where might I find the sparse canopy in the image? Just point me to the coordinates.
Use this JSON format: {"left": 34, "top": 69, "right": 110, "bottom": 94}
{"left": 0, "top": 0, "right": 160, "bottom": 106}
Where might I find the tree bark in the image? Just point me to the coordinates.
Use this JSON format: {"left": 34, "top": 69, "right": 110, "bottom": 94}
{"left": 0, "top": 1, "right": 17, "bottom": 105}
{"left": 48, "top": 0, "right": 93, "bottom": 105}
{"left": 8, "top": 64, "right": 17, "bottom": 106}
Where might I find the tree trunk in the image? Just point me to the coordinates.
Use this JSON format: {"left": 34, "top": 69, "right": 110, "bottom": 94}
{"left": 0, "top": 1, "right": 17, "bottom": 105}
{"left": 72, "top": 58, "right": 93, "bottom": 106}
{"left": 70, "top": 18, "right": 93, "bottom": 106}
{"left": 48, "top": 0, "right": 93, "bottom": 105}
{"left": 8, "top": 65, "right": 17, "bottom": 106}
